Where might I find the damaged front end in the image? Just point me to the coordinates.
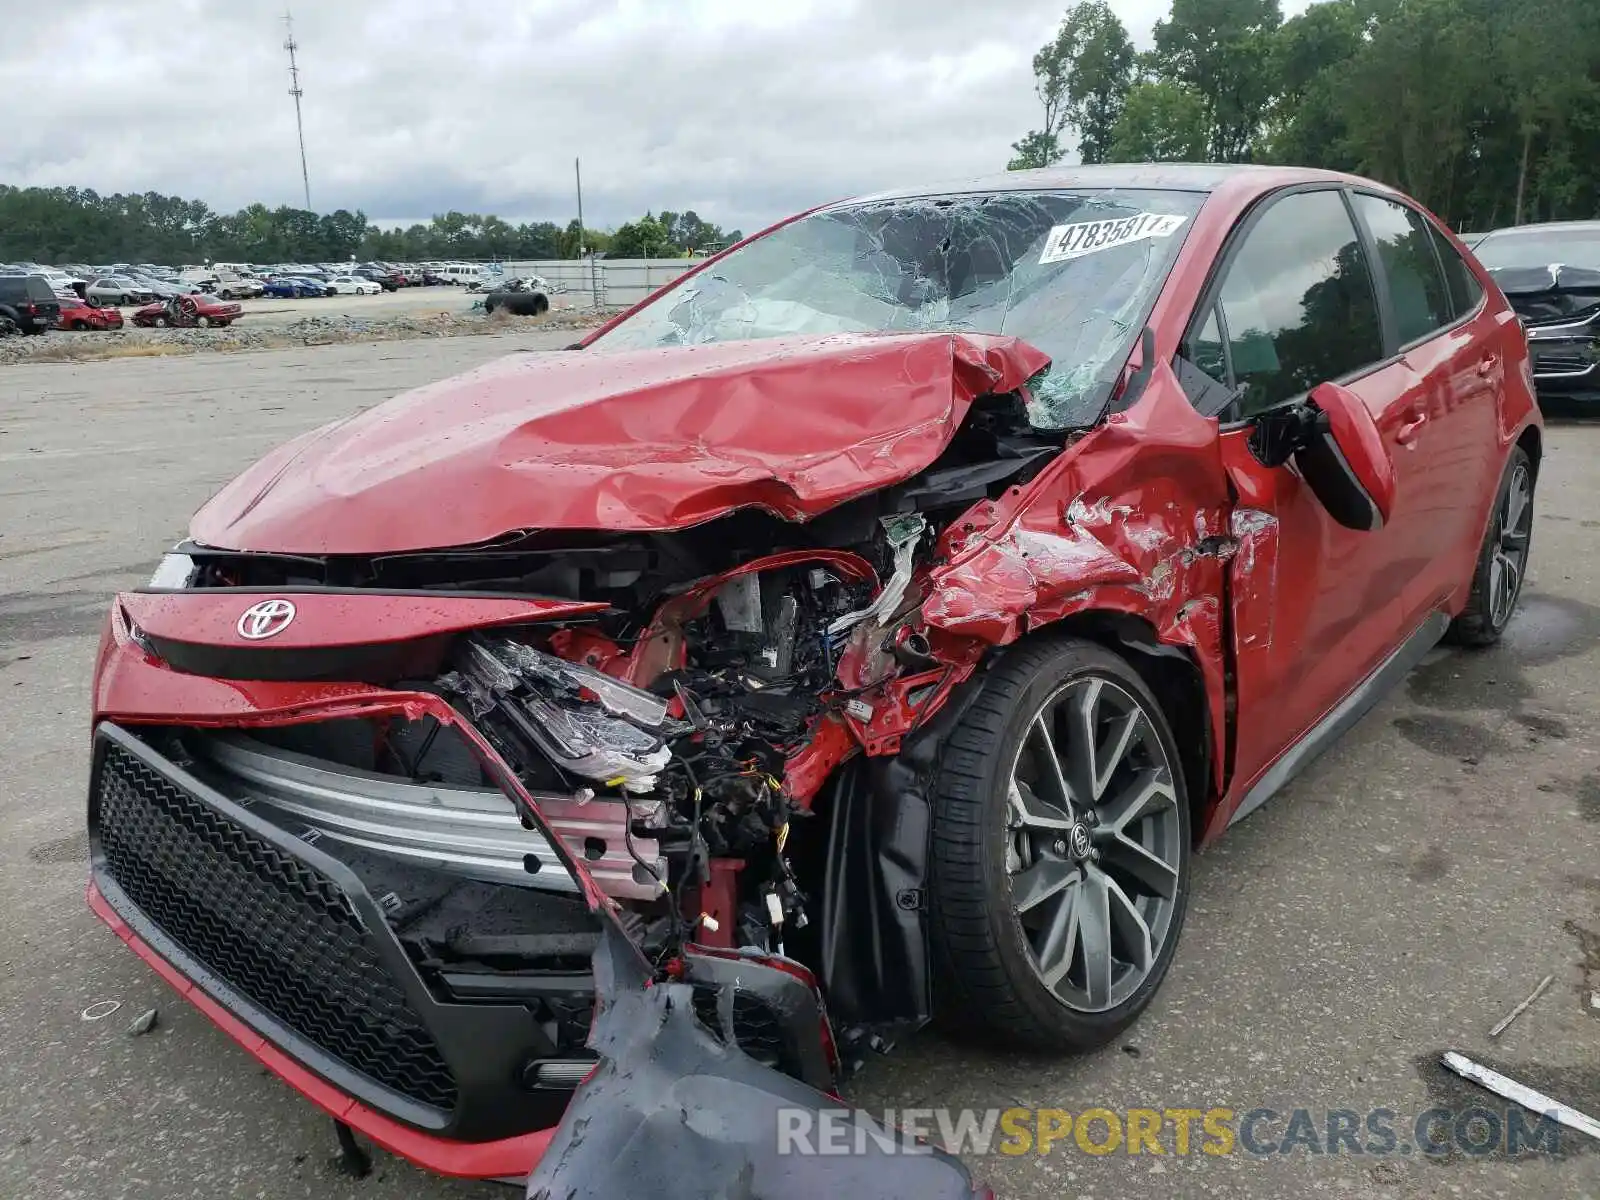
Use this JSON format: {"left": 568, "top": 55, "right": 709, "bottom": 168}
{"left": 91, "top": 331, "right": 1102, "bottom": 1189}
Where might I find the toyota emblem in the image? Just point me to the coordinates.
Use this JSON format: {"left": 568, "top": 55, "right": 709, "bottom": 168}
{"left": 1068, "top": 822, "right": 1093, "bottom": 861}
{"left": 236, "top": 598, "right": 297, "bottom": 640}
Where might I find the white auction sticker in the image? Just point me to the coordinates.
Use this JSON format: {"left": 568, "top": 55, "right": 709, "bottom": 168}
{"left": 1038, "top": 213, "right": 1189, "bottom": 264}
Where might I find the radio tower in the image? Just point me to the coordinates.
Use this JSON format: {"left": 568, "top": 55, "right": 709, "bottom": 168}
{"left": 284, "top": 9, "right": 311, "bottom": 210}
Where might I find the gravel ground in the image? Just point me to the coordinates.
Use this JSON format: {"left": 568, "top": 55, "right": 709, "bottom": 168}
{"left": 1, "top": 340, "right": 1598, "bottom": 1199}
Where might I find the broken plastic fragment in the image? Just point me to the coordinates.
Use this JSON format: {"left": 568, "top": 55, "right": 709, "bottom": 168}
{"left": 826, "top": 515, "right": 925, "bottom": 637}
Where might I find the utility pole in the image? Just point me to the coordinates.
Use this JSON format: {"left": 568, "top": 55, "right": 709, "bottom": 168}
{"left": 284, "top": 9, "right": 311, "bottom": 210}
{"left": 574, "top": 157, "right": 599, "bottom": 309}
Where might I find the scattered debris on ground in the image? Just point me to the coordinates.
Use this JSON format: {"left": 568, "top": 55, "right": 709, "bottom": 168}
{"left": 1442, "top": 1051, "right": 1600, "bottom": 1142}
{"left": 0, "top": 308, "right": 610, "bottom": 366}
{"left": 127, "top": 1007, "right": 159, "bottom": 1037}
{"left": 1488, "top": 973, "right": 1555, "bottom": 1038}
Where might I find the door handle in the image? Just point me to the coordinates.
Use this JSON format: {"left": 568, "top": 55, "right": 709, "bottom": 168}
{"left": 1396, "top": 412, "right": 1428, "bottom": 444}
{"left": 1477, "top": 353, "right": 1499, "bottom": 377}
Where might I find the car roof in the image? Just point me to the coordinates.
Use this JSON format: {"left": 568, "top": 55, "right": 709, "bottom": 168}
{"left": 1480, "top": 220, "right": 1600, "bottom": 237}
{"left": 837, "top": 162, "right": 1385, "bottom": 207}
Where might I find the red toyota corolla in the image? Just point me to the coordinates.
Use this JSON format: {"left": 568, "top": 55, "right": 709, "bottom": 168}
{"left": 87, "top": 164, "right": 1538, "bottom": 1195}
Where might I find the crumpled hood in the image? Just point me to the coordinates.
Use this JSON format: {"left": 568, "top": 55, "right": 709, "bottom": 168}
{"left": 191, "top": 331, "right": 1050, "bottom": 554}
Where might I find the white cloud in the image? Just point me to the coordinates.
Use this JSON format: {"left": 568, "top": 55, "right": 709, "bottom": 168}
{"left": 0, "top": 0, "right": 1311, "bottom": 233}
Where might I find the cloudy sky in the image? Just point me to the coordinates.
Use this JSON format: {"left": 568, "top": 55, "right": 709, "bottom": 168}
{"left": 1, "top": 0, "right": 1308, "bottom": 234}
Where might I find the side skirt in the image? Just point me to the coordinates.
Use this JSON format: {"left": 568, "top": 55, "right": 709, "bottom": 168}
{"left": 1228, "top": 610, "right": 1449, "bottom": 827}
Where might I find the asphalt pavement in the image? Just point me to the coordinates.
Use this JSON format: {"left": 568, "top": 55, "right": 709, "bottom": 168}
{"left": 2, "top": 337, "right": 1598, "bottom": 1199}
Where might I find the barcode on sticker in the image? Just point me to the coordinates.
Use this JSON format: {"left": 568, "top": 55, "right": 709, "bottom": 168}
{"left": 1039, "top": 213, "right": 1188, "bottom": 264}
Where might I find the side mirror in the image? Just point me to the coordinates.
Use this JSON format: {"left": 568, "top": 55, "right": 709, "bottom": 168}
{"left": 1249, "top": 382, "right": 1396, "bottom": 531}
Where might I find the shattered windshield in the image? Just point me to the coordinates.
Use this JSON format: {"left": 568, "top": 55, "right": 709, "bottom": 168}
{"left": 589, "top": 188, "right": 1206, "bottom": 428}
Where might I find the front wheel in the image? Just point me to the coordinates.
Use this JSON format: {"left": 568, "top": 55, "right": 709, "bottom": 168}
{"left": 1448, "top": 445, "right": 1534, "bottom": 646}
{"left": 929, "top": 637, "right": 1191, "bottom": 1053}
{"left": 154, "top": 315, "right": 170, "bottom": 327}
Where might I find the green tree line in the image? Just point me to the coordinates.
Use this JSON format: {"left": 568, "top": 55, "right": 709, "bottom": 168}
{"left": 1011, "top": 0, "right": 1600, "bottom": 230}
{"left": 0, "top": 186, "right": 739, "bottom": 264}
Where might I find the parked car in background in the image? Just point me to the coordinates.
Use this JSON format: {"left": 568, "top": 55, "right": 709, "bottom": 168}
{"left": 85, "top": 277, "right": 152, "bottom": 306}
{"left": 129, "top": 276, "right": 187, "bottom": 300}
{"left": 34, "top": 268, "right": 86, "bottom": 299}
{"left": 326, "top": 274, "right": 381, "bottom": 295}
{"left": 354, "top": 267, "right": 399, "bottom": 292}
{"left": 260, "top": 277, "right": 304, "bottom": 298}
{"left": 260, "top": 276, "right": 327, "bottom": 298}
{"left": 213, "top": 273, "right": 264, "bottom": 300}
{"left": 1472, "top": 220, "right": 1600, "bottom": 404}
{"left": 56, "top": 296, "right": 125, "bottom": 330}
{"left": 0, "top": 273, "right": 62, "bottom": 333}
{"left": 84, "top": 165, "right": 1539, "bottom": 1189}
{"left": 131, "top": 293, "right": 242, "bottom": 327}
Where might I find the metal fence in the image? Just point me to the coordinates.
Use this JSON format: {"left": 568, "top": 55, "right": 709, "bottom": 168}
{"left": 487, "top": 258, "right": 703, "bottom": 308}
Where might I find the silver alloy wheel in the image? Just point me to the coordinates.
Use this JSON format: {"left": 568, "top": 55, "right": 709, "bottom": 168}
{"left": 1004, "top": 677, "right": 1182, "bottom": 1013}
{"left": 1489, "top": 463, "right": 1532, "bottom": 629}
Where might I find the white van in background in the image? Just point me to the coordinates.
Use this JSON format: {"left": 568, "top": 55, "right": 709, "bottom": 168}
{"left": 434, "top": 263, "right": 482, "bottom": 286}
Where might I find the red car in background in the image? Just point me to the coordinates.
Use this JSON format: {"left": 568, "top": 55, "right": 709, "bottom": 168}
{"left": 87, "top": 164, "right": 1538, "bottom": 1195}
{"left": 131, "top": 293, "right": 243, "bottom": 328}
{"left": 56, "top": 296, "right": 124, "bottom": 330}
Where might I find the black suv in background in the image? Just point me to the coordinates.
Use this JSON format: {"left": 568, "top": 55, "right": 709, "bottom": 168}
{"left": 0, "top": 275, "right": 62, "bottom": 334}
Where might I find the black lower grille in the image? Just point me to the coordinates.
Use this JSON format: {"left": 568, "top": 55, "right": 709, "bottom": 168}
{"left": 692, "top": 986, "right": 794, "bottom": 1072}
{"left": 96, "top": 741, "right": 458, "bottom": 1112}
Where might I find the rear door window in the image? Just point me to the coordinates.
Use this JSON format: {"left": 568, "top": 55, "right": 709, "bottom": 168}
{"left": 1211, "top": 189, "right": 1385, "bottom": 418}
{"left": 1352, "top": 194, "right": 1452, "bottom": 345}
{"left": 26, "top": 276, "right": 57, "bottom": 301}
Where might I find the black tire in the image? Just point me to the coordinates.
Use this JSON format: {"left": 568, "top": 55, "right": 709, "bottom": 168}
{"left": 219, "top": 289, "right": 234, "bottom": 300}
{"left": 532, "top": 294, "right": 550, "bottom": 316}
{"left": 928, "top": 636, "right": 1191, "bottom": 1053}
{"left": 1447, "top": 445, "right": 1534, "bottom": 647}
{"left": 199, "top": 316, "right": 213, "bottom": 327}
{"left": 69, "top": 321, "right": 88, "bottom": 331}
{"left": 154, "top": 315, "right": 170, "bottom": 327}
{"left": 484, "top": 298, "right": 499, "bottom": 314}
